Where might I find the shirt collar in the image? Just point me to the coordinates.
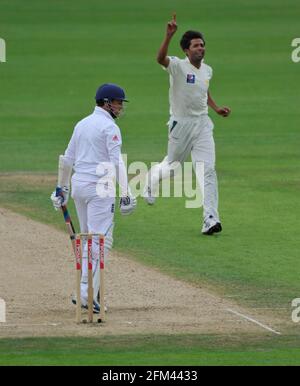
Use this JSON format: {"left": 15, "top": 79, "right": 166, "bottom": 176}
{"left": 184, "top": 56, "right": 204, "bottom": 70}
{"left": 94, "top": 106, "right": 115, "bottom": 122}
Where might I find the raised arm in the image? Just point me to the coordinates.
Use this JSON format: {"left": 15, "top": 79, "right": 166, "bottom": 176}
{"left": 157, "top": 13, "right": 178, "bottom": 68}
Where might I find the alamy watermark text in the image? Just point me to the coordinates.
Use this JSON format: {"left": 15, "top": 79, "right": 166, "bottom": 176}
{"left": 291, "top": 38, "right": 300, "bottom": 63}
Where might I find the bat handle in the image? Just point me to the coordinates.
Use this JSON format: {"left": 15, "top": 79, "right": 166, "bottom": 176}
{"left": 56, "top": 186, "right": 63, "bottom": 197}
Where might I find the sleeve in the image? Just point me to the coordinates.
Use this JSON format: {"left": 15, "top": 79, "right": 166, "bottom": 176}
{"left": 207, "top": 65, "right": 213, "bottom": 80}
{"left": 164, "top": 56, "right": 180, "bottom": 76}
{"left": 106, "top": 124, "right": 129, "bottom": 197}
{"left": 106, "top": 124, "right": 122, "bottom": 154}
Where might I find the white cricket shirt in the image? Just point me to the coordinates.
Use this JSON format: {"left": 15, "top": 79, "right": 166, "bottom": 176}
{"left": 64, "top": 107, "right": 127, "bottom": 192}
{"left": 165, "top": 56, "right": 213, "bottom": 118}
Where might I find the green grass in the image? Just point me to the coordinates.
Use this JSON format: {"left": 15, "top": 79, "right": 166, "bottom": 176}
{"left": 1, "top": 0, "right": 300, "bottom": 365}
{"left": 1, "top": 334, "right": 300, "bottom": 366}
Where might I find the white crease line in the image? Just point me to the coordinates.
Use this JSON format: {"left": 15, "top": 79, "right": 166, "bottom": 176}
{"left": 226, "top": 308, "right": 281, "bottom": 335}
{"left": 0, "top": 323, "right": 60, "bottom": 327}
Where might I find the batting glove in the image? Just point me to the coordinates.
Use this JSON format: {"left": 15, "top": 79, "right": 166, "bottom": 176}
{"left": 50, "top": 186, "right": 70, "bottom": 210}
{"left": 119, "top": 196, "right": 137, "bottom": 216}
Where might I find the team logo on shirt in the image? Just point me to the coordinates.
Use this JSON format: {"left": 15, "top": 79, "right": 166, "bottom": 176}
{"left": 186, "top": 74, "right": 196, "bottom": 84}
{"left": 112, "top": 135, "right": 119, "bottom": 142}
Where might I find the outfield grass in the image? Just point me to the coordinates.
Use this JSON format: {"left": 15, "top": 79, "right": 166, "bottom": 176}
{"left": 1, "top": 0, "right": 300, "bottom": 365}
{"left": 1, "top": 334, "right": 300, "bottom": 366}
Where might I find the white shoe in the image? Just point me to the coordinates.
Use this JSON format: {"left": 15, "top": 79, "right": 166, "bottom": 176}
{"left": 71, "top": 294, "right": 108, "bottom": 313}
{"left": 143, "top": 185, "right": 156, "bottom": 205}
{"left": 202, "top": 216, "right": 222, "bottom": 235}
{"left": 93, "top": 300, "right": 108, "bottom": 313}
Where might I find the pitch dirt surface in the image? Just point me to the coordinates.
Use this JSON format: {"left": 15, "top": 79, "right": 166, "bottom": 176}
{"left": 0, "top": 207, "right": 287, "bottom": 338}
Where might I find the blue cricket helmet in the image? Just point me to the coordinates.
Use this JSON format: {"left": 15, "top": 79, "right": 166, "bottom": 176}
{"left": 95, "top": 83, "right": 128, "bottom": 102}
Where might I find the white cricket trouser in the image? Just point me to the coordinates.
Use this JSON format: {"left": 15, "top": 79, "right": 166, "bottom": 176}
{"left": 147, "top": 114, "right": 220, "bottom": 222}
{"left": 71, "top": 177, "right": 115, "bottom": 305}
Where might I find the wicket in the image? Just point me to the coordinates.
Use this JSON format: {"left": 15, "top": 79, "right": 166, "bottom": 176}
{"left": 75, "top": 233, "right": 105, "bottom": 324}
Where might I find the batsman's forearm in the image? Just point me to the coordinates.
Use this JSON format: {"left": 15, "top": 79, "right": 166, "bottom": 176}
{"left": 109, "top": 147, "right": 130, "bottom": 197}
{"left": 157, "top": 36, "right": 172, "bottom": 65}
{"left": 115, "top": 158, "right": 130, "bottom": 197}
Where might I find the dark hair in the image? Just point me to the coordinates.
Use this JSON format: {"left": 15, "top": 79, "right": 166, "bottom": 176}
{"left": 180, "top": 30, "right": 206, "bottom": 50}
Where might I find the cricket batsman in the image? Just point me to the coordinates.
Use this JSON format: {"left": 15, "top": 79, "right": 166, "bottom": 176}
{"left": 51, "top": 83, "right": 136, "bottom": 313}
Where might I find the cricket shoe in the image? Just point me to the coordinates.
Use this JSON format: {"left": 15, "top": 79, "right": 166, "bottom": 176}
{"left": 202, "top": 216, "right": 222, "bottom": 235}
{"left": 143, "top": 185, "right": 156, "bottom": 205}
{"left": 92, "top": 300, "right": 108, "bottom": 313}
{"left": 71, "top": 295, "right": 107, "bottom": 314}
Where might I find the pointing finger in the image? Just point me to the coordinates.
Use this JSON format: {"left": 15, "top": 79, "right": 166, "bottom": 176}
{"left": 172, "top": 12, "right": 176, "bottom": 22}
